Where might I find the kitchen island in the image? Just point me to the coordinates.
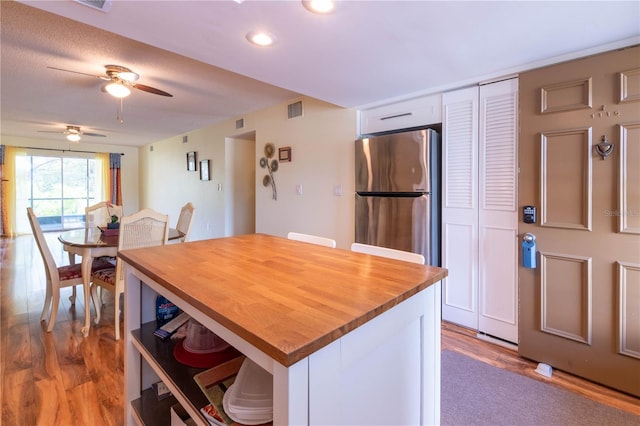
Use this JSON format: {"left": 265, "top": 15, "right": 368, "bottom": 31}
{"left": 120, "top": 234, "right": 448, "bottom": 425}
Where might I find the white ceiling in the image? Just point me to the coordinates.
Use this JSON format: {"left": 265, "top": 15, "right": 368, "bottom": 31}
{"left": 2, "top": 0, "right": 639, "bottom": 147}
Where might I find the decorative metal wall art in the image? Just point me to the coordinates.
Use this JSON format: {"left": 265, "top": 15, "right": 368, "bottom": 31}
{"left": 260, "top": 143, "right": 279, "bottom": 200}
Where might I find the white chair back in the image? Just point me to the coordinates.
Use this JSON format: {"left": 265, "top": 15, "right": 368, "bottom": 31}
{"left": 27, "top": 207, "right": 60, "bottom": 284}
{"left": 115, "top": 208, "right": 169, "bottom": 284}
{"left": 119, "top": 208, "right": 169, "bottom": 250}
{"left": 92, "top": 208, "right": 169, "bottom": 340}
{"left": 85, "top": 201, "right": 123, "bottom": 228}
{"left": 27, "top": 207, "right": 88, "bottom": 332}
{"left": 287, "top": 232, "right": 336, "bottom": 248}
{"left": 176, "top": 202, "right": 195, "bottom": 242}
{"left": 350, "top": 243, "right": 425, "bottom": 264}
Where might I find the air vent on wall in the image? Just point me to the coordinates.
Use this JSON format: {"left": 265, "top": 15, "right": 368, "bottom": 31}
{"left": 75, "top": 0, "right": 112, "bottom": 12}
{"left": 182, "top": 135, "right": 188, "bottom": 143}
{"left": 288, "top": 100, "right": 303, "bottom": 119}
{"left": 236, "top": 118, "right": 245, "bottom": 129}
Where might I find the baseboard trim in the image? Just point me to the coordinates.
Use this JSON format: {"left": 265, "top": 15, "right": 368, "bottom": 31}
{"left": 476, "top": 332, "right": 518, "bottom": 351}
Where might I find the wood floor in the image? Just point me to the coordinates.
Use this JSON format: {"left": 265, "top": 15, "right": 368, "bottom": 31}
{"left": 1, "top": 234, "right": 638, "bottom": 425}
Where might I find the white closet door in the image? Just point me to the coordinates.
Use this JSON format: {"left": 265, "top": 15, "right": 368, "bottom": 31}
{"left": 441, "top": 86, "right": 479, "bottom": 329}
{"left": 478, "top": 78, "right": 519, "bottom": 343}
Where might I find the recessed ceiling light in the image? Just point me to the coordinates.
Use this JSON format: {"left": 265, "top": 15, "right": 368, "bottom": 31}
{"left": 246, "top": 31, "right": 277, "bottom": 47}
{"left": 302, "top": 0, "right": 335, "bottom": 14}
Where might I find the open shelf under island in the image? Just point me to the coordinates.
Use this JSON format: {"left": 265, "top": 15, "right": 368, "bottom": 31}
{"left": 120, "top": 234, "right": 448, "bottom": 425}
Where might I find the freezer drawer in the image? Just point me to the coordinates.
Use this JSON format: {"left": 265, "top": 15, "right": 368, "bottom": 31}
{"left": 355, "top": 194, "right": 431, "bottom": 264}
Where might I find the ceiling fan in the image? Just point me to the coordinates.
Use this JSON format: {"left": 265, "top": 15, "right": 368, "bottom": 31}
{"left": 47, "top": 64, "right": 173, "bottom": 98}
{"left": 38, "top": 125, "right": 106, "bottom": 142}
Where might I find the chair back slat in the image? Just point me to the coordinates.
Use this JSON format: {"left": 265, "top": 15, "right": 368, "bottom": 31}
{"left": 350, "top": 243, "right": 425, "bottom": 264}
{"left": 287, "top": 232, "right": 336, "bottom": 248}
{"left": 86, "top": 202, "right": 123, "bottom": 228}
{"left": 176, "top": 202, "right": 195, "bottom": 242}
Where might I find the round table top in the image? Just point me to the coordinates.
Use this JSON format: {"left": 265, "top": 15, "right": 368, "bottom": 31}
{"left": 58, "top": 227, "right": 183, "bottom": 248}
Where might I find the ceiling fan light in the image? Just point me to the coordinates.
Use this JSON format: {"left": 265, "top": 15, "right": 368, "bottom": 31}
{"left": 66, "top": 133, "right": 81, "bottom": 142}
{"left": 117, "top": 71, "right": 139, "bottom": 82}
{"left": 105, "top": 81, "right": 131, "bottom": 98}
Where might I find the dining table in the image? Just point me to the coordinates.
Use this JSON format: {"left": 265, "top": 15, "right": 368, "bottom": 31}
{"left": 58, "top": 226, "right": 183, "bottom": 337}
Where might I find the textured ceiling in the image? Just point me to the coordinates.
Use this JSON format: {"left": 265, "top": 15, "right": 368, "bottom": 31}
{"left": 2, "top": 0, "right": 639, "bottom": 147}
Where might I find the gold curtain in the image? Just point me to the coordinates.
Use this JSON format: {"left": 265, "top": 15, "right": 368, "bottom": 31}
{"left": 1, "top": 145, "right": 26, "bottom": 237}
{"left": 97, "top": 152, "right": 110, "bottom": 202}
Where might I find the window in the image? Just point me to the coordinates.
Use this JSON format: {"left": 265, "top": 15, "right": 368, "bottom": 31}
{"left": 16, "top": 154, "right": 102, "bottom": 231}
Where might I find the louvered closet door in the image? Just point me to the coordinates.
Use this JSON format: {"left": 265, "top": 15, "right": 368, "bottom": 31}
{"left": 478, "top": 79, "right": 519, "bottom": 343}
{"left": 441, "top": 86, "right": 479, "bottom": 329}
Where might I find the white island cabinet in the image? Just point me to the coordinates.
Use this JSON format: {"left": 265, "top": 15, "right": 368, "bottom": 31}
{"left": 121, "top": 234, "right": 447, "bottom": 425}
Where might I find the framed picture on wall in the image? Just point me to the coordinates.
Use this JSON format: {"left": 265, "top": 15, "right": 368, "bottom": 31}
{"left": 200, "top": 159, "right": 211, "bottom": 181}
{"left": 187, "top": 151, "right": 197, "bottom": 172}
{"left": 279, "top": 146, "right": 292, "bottom": 162}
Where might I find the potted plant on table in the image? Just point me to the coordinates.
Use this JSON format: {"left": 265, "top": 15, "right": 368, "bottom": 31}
{"left": 107, "top": 214, "right": 120, "bottom": 229}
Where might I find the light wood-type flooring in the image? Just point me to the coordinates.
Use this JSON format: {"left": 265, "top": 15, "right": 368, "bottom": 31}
{"left": 1, "top": 234, "right": 638, "bottom": 425}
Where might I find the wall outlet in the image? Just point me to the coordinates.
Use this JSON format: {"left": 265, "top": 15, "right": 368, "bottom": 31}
{"left": 296, "top": 184, "right": 303, "bottom": 196}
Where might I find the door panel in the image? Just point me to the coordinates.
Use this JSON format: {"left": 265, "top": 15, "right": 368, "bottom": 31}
{"left": 442, "top": 221, "right": 478, "bottom": 328}
{"left": 478, "top": 79, "right": 519, "bottom": 343}
{"left": 479, "top": 225, "right": 518, "bottom": 342}
{"left": 618, "top": 261, "right": 640, "bottom": 358}
{"left": 519, "top": 45, "right": 640, "bottom": 396}
{"left": 539, "top": 252, "right": 592, "bottom": 344}
{"left": 619, "top": 123, "right": 640, "bottom": 233}
{"left": 441, "top": 86, "right": 479, "bottom": 330}
{"left": 540, "top": 128, "right": 592, "bottom": 230}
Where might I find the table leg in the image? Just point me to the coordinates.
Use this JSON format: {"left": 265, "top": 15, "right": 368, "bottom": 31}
{"left": 67, "top": 250, "right": 77, "bottom": 304}
{"left": 80, "top": 248, "right": 93, "bottom": 337}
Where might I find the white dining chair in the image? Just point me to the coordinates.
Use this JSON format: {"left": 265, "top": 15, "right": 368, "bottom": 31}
{"left": 175, "top": 202, "right": 195, "bottom": 243}
{"left": 287, "top": 231, "right": 336, "bottom": 248}
{"left": 27, "top": 208, "right": 113, "bottom": 332}
{"left": 85, "top": 201, "right": 123, "bottom": 228}
{"left": 90, "top": 208, "right": 169, "bottom": 340}
{"left": 350, "top": 242, "right": 425, "bottom": 264}
{"left": 84, "top": 202, "right": 124, "bottom": 303}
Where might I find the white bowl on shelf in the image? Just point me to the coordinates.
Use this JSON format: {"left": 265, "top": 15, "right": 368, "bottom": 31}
{"left": 222, "top": 358, "right": 273, "bottom": 424}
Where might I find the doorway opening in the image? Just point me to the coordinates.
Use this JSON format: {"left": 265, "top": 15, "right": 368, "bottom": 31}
{"left": 224, "top": 132, "right": 256, "bottom": 236}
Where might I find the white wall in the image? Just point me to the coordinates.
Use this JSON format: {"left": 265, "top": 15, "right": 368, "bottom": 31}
{"left": 139, "top": 97, "right": 358, "bottom": 248}
{"left": 0, "top": 135, "right": 140, "bottom": 215}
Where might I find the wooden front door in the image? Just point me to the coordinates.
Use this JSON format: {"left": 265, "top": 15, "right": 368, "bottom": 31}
{"left": 518, "top": 45, "right": 640, "bottom": 396}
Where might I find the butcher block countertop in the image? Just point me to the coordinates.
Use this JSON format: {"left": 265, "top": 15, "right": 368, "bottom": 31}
{"left": 118, "top": 233, "right": 448, "bottom": 367}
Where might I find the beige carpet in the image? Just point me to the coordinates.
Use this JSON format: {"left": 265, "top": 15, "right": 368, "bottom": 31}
{"left": 441, "top": 350, "right": 639, "bottom": 426}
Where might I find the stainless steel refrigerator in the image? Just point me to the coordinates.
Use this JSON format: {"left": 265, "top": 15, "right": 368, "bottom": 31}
{"left": 354, "top": 128, "right": 440, "bottom": 266}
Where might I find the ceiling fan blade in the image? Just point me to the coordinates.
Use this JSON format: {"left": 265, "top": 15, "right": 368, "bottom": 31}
{"left": 132, "top": 83, "right": 173, "bottom": 97}
{"left": 37, "top": 130, "right": 64, "bottom": 134}
{"left": 82, "top": 132, "right": 107, "bottom": 137}
{"left": 47, "top": 66, "right": 110, "bottom": 80}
